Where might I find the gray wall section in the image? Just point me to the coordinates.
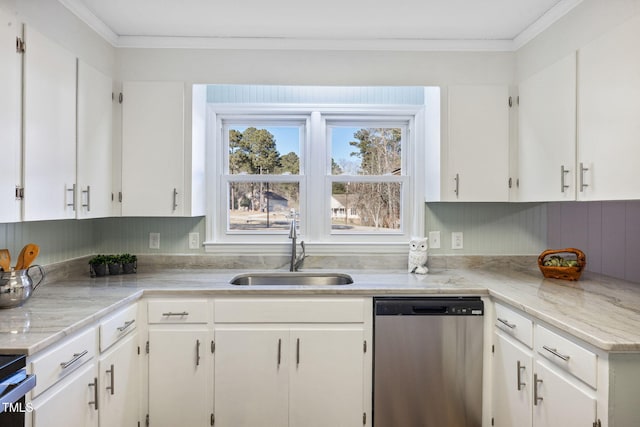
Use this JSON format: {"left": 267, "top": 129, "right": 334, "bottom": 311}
{"left": 547, "top": 201, "right": 640, "bottom": 283}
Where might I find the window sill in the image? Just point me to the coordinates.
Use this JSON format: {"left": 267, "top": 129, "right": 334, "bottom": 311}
{"left": 203, "top": 241, "right": 409, "bottom": 256}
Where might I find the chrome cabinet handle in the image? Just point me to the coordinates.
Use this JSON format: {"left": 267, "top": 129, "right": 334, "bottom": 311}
{"left": 82, "top": 186, "right": 91, "bottom": 211}
{"left": 196, "top": 339, "right": 201, "bottom": 367}
{"left": 117, "top": 319, "right": 135, "bottom": 332}
{"left": 172, "top": 188, "right": 178, "bottom": 212}
{"left": 296, "top": 338, "right": 300, "bottom": 366}
{"left": 497, "top": 318, "right": 516, "bottom": 329}
{"left": 162, "top": 311, "right": 189, "bottom": 317}
{"left": 534, "top": 374, "right": 543, "bottom": 405}
{"left": 67, "top": 184, "right": 76, "bottom": 210}
{"left": 454, "top": 173, "right": 460, "bottom": 197}
{"left": 560, "top": 165, "right": 570, "bottom": 193}
{"left": 517, "top": 361, "right": 526, "bottom": 391}
{"left": 88, "top": 377, "right": 99, "bottom": 410}
{"left": 106, "top": 364, "right": 115, "bottom": 395}
{"left": 579, "top": 162, "right": 589, "bottom": 192}
{"left": 60, "top": 349, "right": 88, "bottom": 369}
{"left": 542, "top": 345, "right": 570, "bottom": 361}
{"left": 277, "top": 338, "right": 282, "bottom": 367}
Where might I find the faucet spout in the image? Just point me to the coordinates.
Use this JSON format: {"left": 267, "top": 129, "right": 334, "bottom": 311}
{"left": 288, "top": 219, "right": 305, "bottom": 271}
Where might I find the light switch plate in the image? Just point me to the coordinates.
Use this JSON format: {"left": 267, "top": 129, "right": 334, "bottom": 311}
{"left": 428, "top": 231, "right": 441, "bottom": 249}
{"left": 149, "top": 232, "right": 160, "bottom": 249}
{"left": 451, "top": 232, "right": 463, "bottom": 250}
{"left": 189, "top": 232, "right": 200, "bottom": 249}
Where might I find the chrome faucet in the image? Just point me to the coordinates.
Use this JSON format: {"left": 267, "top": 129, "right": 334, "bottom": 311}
{"left": 289, "top": 219, "right": 305, "bottom": 271}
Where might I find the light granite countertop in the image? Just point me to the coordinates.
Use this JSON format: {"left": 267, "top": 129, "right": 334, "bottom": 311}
{"left": 1, "top": 260, "right": 640, "bottom": 355}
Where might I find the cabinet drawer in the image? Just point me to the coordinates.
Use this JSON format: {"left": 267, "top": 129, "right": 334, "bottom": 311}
{"left": 29, "top": 327, "right": 97, "bottom": 398}
{"left": 214, "top": 298, "right": 366, "bottom": 323}
{"left": 494, "top": 303, "right": 533, "bottom": 348}
{"left": 99, "top": 303, "right": 138, "bottom": 352}
{"left": 534, "top": 325, "right": 597, "bottom": 388}
{"left": 148, "top": 299, "right": 209, "bottom": 324}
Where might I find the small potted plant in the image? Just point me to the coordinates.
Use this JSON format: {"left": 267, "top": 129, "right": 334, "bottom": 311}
{"left": 106, "top": 255, "right": 121, "bottom": 275}
{"left": 119, "top": 253, "right": 137, "bottom": 274}
{"left": 88, "top": 255, "right": 108, "bottom": 277}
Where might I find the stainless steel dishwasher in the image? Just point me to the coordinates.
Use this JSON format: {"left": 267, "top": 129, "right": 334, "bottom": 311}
{"left": 373, "top": 297, "right": 484, "bottom": 427}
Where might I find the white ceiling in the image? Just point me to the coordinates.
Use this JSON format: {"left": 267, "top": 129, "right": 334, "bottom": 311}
{"left": 59, "top": 0, "right": 584, "bottom": 50}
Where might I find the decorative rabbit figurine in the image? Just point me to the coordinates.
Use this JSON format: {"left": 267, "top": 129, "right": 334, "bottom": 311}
{"left": 408, "top": 237, "right": 429, "bottom": 274}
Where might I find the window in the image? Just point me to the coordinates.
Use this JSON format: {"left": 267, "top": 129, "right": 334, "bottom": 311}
{"left": 201, "top": 85, "right": 436, "bottom": 253}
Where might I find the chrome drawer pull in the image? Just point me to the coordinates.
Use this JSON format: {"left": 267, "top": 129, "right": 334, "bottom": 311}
{"left": 196, "top": 339, "right": 201, "bottom": 367}
{"left": 162, "top": 311, "right": 189, "bottom": 317}
{"left": 534, "top": 374, "right": 543, "bottom": 405}
{"left": 60, "top": 350, "right": 89, "bottom": 369}
{"left": 88, "top": 377, "right": 99, "bottom": 410}
{"left": 542, "top": 345, "right": 570, "bottom": 361}
{"left": 106, "top": 364, "right": 115, "bottom": 395}
{"left": 277, "top": 338, "right": 282, "bottom": 367}
{"left": 517, "top": 361, "right": 526, "bottom": 391}
{"left": 497, "top": 318, "right": 516, "bottom": 329}
{"left": 117, "top": 319, "right": 136, "bottom": 332}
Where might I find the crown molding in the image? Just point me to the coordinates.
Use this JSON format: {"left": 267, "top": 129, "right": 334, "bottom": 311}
{"left": 58, "top": 0, "right": 119, "bottom": 45}
{"left": 59, "top": 0, "right": 584, "bottom": 52}
{"left": 513, "top": 0, "right": 585, "bottom": 50}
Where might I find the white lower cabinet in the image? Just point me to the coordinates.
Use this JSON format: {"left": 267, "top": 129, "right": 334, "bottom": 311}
{"left": 492, "top": 332, "right": 533, "bottom": 427}
{"left": 31, "top": 362, "right": 99, "bottom": 427}
{"left": 214, "top": 325, "right": 366, "bottom": 427}
{"left": 491, "top": 302, "right": 640, "bottom": 427}
{"left": 532, "top": 361, "right": 596, "bottom": 427}
{"left": 98, "top": 333, "right": 140, "bottom": 427}
{"left": 212, "top": 297, "right": 371, "bottom": 427}
{"left": 146, "top": 298, "right": 212, "bottom": 427}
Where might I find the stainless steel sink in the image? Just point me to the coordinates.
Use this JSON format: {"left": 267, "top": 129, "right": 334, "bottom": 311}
{"left": 230, "top": 272, "right": 354, "bottom": 286}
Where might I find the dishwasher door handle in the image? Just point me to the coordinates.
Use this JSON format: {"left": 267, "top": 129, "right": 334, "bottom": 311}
{"left": 411, "top": 305, "right": 448, "bottom": 314}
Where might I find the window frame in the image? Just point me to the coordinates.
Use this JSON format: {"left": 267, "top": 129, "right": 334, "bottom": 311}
{"left": 204, "top": 104, "right": 426, "bottom": 254}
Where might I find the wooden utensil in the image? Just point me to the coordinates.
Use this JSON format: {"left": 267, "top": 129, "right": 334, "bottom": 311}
{"left": 0, "top": 249, "right": 10, "bottom": 272}
{"left": 14, "top": 243, "right": 40, "bottom": 270}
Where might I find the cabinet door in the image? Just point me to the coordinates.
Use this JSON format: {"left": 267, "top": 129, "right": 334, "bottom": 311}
{"left": 518, "top": 53, "right": 576, "bottom": 202}
{"left": 77, "top": 60, "right": 113, "bottom": 219}
{"left": 121, "top": 81, "right": 184, "bottom": 216}
{"left": 99, "top": 333, "right": 139, "bottom": 427}
{"left": 148, "top": 328, "right": 211, "bottom": 427}
{"left": 0, "top": 8, "right": 21, "bottom": 222}
{"left": 31, "top": 362, "right": 98, "bottom": 427}
{"left": 578, "top": 14, "right": 640, "bottom": 200}
{"left": 213, "top": 326, "right": 289, "bottom": 427}
{"left": 447, "top": 85, "right": 510, "bottom": 201}
{"left": 289, "top": 327, "right": 365, "bottom": 427}
{"left": 23, "top": 25, "right": 76, "bottom": 221}
{"left": 492, "top": 332, "right": 533, "bottom": 427}
{"left": 532, "top": 361, "right": 596, "bottom": 427}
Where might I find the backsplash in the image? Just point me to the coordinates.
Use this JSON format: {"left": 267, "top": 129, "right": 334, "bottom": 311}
{"left": 425, "top": 202, "right": 547, "bottom": 255}
{"left": 547, "top": 201, "right": 640, "bottom": 283}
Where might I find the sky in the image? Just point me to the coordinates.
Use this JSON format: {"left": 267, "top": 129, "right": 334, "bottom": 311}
{"left": 231, "top": 125, "right": 362, "bottom": 172}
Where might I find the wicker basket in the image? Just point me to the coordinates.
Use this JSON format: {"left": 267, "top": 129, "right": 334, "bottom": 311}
{"left": 538, "top": 248, "right": 586, "bottom": 281}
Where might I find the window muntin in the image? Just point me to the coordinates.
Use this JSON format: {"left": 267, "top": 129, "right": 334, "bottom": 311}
{"left": 222, "top": 121, "right": 304, "bottom": 235}
{"left": 328, "top": 122, "right": 408, "bottom": 235}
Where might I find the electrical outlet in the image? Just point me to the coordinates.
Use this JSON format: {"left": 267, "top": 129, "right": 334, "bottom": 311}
{"left": 451, "top": 232, "right": 463, "bottom": 250}
{"left": 189, "top": 232, "right": 200, "bottom": 250}
{"left": 428, "top": 231, "right": 441, "bottom": 249}
{"left": 149, "top": 232, "right": 160, "bottom": 249}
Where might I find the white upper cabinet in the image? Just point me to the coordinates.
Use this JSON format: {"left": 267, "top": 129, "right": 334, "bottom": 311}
{"left": 23, "top": 25, "right": 77, "bottom": 221}
{"left": 0, "top": 8, "right": 21, "bottom": 223}
{"left": 121, "top": 81, "right": 185, "bottom": 216}
{"left": 77, "top": 60, "right": 113, "bottom": 219}
{"left": 577, "top": 14, "right": 640, "bottom": 201}
{"left": 517, "top": 53, "right": 577, "bottom": 202}
{"left": 445, "top": 85, "right": 510, "bottom": 202}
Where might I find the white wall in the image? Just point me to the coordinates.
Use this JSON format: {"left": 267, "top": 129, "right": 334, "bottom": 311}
{"left": 517, "top": 0, "right": 640, "bottom": 81}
